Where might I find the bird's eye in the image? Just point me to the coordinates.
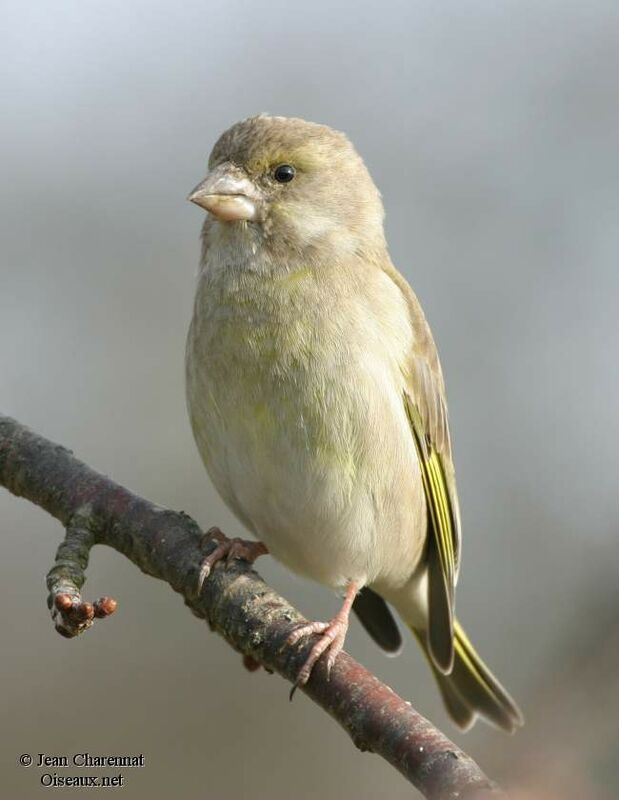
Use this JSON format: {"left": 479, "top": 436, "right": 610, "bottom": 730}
{"left": 273, "top": 164, "right": 296, "bottom": 183}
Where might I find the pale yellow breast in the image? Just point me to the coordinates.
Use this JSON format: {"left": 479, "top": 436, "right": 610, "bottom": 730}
{"left": 186, "top": 257, "right": 425, "bottom": 589}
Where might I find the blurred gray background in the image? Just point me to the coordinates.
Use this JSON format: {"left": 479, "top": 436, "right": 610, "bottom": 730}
{"left": 2, "top": 1, "right": 618, "bottom": 798}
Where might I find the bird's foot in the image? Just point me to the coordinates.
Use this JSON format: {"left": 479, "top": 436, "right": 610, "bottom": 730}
{"left": 288, "top": 581, "right": 359, "bottom": 695}
{"left": 197, "top": 526, "right": 268, "bottom": 593}
{"left": 288, "top": 618, "right": 348, "bottom": 686}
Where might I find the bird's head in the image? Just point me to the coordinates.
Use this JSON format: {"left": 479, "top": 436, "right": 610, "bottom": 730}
{"left": 188, "top": 115, "right": 386, "bottom": 258}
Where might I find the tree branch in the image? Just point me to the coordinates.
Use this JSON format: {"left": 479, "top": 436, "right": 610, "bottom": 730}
{"left": 46, "top": 512, "right": 117, "bottom": 636}
{"left": 0, "top": 415, "right": 507, "bottom": 799}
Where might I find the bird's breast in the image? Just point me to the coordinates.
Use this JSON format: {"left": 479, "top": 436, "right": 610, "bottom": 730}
{"left": 186, "top": 261, "right": 425, "bottom": 589}
{"left": 187, "top": 268, "right": 362, "bottom": 490}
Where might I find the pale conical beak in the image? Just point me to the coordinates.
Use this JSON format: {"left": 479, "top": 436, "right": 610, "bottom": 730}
{"left": 187, "top": 163, "right": 259, "bottom": 222}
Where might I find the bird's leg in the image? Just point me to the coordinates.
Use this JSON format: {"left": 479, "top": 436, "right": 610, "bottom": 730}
{"left": 197, "top": 526, "right": 268, "bottom": 593}
{"left": 288, "top": 580, "right": 360, "bottom": 690}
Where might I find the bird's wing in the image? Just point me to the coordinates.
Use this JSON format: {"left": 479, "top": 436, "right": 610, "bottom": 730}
{"left": 383, "top": 263, "right": 461, "bottom": 673}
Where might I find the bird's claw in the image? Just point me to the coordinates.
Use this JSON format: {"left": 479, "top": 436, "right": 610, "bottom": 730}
{"left": 197, "top": 527, "right": 267, "bottom": 593}
{"left": 287, "top": 616, "right": 349, "bottom": 698}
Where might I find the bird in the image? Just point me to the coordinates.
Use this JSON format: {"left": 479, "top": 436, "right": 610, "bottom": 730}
{"left": 185, "top": 114, "right": 523, "bottom": 733}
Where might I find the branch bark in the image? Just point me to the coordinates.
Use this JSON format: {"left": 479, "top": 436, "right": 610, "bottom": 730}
{"left": 0, "top": 415, "right": 507, "bottom": 799}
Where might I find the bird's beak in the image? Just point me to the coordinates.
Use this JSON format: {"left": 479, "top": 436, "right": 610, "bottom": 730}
{"left": 187, "top": 163, "right": 259, "bottom": 222}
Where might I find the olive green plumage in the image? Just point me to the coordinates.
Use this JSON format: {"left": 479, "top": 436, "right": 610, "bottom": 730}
{"left": 186, "top": 114, "right": 523, "bottom": 732}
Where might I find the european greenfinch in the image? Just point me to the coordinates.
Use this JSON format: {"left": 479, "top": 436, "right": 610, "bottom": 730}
{"left": 186, "top": 115, "right": 523, "bottom": 733}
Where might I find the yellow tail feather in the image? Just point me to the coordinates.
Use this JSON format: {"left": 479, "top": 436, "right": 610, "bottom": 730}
{"left": 413, "top": 620, "right": 524, "bottom": 733}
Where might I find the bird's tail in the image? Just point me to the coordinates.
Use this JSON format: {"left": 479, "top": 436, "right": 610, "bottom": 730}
{"left": 412, "top": 619, "right": 524, "bottom": 733}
